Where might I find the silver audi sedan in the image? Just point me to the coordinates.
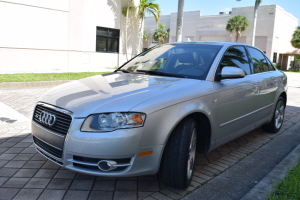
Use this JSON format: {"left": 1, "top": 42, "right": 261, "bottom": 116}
{"left": 31, "top": 42, "right": 287, "bottom": 189}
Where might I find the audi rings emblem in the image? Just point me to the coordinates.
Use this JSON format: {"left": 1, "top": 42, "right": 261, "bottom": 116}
{"left": 38, "top": 111, "right": 57, "bottom": 126}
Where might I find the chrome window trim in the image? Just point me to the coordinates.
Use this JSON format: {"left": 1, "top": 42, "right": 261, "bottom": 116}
{"left": 220, "top": 103, "right": 274, "bottom": 127}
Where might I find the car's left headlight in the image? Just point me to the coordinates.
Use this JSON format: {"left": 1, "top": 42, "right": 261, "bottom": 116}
{"left": 81, "top": 112, "right": 146, "bottom": 132}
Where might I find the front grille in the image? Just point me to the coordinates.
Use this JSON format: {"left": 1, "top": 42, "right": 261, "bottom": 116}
{"left": 36, "top": 147, "right": 63, "bottom": 166}
{"left": 33, "top": 104, "right": 72, "bottom": 136}
{"left": 33, "top": 136, "right": 63, "bottom": 159}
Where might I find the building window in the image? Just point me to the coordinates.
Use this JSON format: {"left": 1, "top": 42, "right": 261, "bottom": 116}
{"left": 273, "top": 52, "right": 277, "bottom": 63}
{"left": 96, "top": 27, "right": 119, "bottom": 53}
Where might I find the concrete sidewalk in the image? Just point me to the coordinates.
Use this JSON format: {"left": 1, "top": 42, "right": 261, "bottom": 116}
{"left": 185, "top": 122, "right": 300, "bottom": 200}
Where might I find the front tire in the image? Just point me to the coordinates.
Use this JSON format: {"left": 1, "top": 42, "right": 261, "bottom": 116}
{"left": 159, "top": 117, "right": 197, "bottom": 189}
{"left": 261, "top": 97, "right": 285, "bottom": 133}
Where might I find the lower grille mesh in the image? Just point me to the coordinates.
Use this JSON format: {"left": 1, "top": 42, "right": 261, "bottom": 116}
{"left": 33, "top": 136, "right": 62, "bottom": 159}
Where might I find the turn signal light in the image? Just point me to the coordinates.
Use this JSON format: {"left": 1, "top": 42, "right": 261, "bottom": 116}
{"left": 132, "top": 114, "right": 143, "bottom": 124}
{"left": 138, "top": 151, "right": 153, "bottom": 157}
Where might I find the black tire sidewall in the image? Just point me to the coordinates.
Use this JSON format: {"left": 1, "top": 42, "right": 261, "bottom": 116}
{"left": 159, "top": 117, "right": 197, "bottom": 188}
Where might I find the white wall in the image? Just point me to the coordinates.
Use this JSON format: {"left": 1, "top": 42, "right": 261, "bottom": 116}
{"left": 0, "top": 0, "right": 142, "bottom": 73}
{"left": 272, "top": 6, "right": 298, "bottom": 55}
{"left": 0, "top": 0, "right": 69, "bottom": 73}
{"left": 170, "top": 11, "right": 201, "bottom": 42}
{"left": 197, "top": 14, "right": 231, "bottom": 42}
{"left": 0, "top": 1, "right": 68, "bottom": 50}
{"left": 143, "top": 5, "right": 298, "bottom": 64}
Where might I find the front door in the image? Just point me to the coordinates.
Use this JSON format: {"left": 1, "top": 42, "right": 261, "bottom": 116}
{"left": 215, "top": 46, "right": 259, "bottom": 144}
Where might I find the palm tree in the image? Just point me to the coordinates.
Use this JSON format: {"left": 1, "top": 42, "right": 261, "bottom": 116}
{"left": 176, "top": 0, "right": 184, "bottom": 42}
{"left": 153, "top": 24, "right": 169, "bottom": 44}
{"left": 237, "top": 0, "right": 262, "bottom": 46}
{"left": 122, "top": 0, "right": 160, "bottom": 59}
{"left": 226, "top": 15, "right": 249, "bottom": 43}
{"left": 122, "top": 0, "right": 135, "bottom": 61}
{"left": 143, "top": 31, "right": 149, "bottom": 42}
{"left": 137, "top": 0, "right": 160, "bottom": 26}
{"left": 291, "top": 26, "right": 300, "bottom": 49}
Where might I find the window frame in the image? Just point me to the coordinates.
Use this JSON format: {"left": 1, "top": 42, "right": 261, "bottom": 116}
{"left": 96, "top": 27, "right": 120, "bottom": 53}
{"left": 245, "top": 46, "right": 276, "bottom": 74}
{"left": 214, "top": 45, "right": 252, "bottom": 80}
{"left": 273, "top": 52, "right": 278, "bottom": 63}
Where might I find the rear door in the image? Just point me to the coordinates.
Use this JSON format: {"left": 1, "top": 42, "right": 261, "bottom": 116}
{"left": 215, "top": 45, "right": 259, "bottom": 144}
{"left": 246, "top": 47, "right": 278, "bottom": 124}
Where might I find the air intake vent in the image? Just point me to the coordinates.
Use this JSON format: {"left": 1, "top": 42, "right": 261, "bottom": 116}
{"left": 33, "top": 136, "right": 63, "bottom": 159}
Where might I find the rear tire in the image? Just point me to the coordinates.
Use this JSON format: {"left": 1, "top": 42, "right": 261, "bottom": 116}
{"left": 261, "top": 97, "right": 285, "bottom": 133}
{"left": 159, "top": 117, "right": 197, "bottom": 189}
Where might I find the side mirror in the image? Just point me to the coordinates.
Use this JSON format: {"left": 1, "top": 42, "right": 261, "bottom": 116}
{"left": 220, "top": 66, "right": 245, "bottom": 79}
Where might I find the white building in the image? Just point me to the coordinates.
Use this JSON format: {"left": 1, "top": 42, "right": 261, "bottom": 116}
{"left": 144, "top": 5, "right": 299, "bottom": 70}
{"left": 0, "top": 0, "right": 143, "bottom": 73}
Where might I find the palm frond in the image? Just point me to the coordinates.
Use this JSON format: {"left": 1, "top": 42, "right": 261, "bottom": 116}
{"left": 122, "top": 6, "right": 136, "bottom": 17}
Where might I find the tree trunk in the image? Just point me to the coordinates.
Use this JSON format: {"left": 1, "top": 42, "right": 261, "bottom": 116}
{"left": 176, "top": 0, "right": 184, "bottom": 42}
{"left": 251, "top": 1, "right": 260, "bottom": 46}
{"left": 125, "top": 1, "right": 130, "bottom": 61}
{"left": 236, "top": 32, "right": 239, "bottom": 42}
{"left": 140, "top": 17, "right": 144, "bottom": 53}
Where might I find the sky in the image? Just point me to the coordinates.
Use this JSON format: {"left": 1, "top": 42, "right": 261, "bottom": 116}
{"left": 151, "top": 0, "right": 300, "bottom": 25}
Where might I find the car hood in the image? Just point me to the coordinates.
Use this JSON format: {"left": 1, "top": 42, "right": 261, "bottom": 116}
{"left": 39, "top": 72, "right": 200, "bottom": 117}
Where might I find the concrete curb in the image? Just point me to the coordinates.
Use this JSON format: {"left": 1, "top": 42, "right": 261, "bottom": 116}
{"left": 184, "top": 122, "right": 300, "bottom": 200}
{"left": 0, "top": 80, "right": 70, "bottom": 89}
{"left": 241, "top": 142, "right": 300, "bottom": 200}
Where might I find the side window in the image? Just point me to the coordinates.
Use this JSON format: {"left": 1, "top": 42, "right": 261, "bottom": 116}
{"left": 247, "top": 47, "right": 273, "bottom": 73}
{"left": 266, "top": 58, "right": 276, "bottom": 71}
{"left": 219, "top": 46, "right": 251, "bottom": 75}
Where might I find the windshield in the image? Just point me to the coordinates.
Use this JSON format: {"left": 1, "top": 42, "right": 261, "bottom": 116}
{"left": 119, "top": 44, "right": 222, "bottom": 80}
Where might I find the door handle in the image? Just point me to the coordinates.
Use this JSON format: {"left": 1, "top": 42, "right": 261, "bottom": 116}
{"left": 252, "top": 84, "right": 259, "bottom": 93}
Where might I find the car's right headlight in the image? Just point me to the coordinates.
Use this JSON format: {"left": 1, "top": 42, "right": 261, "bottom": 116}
{"left": 81, "top": 112, "right": 146, "bottom": 132}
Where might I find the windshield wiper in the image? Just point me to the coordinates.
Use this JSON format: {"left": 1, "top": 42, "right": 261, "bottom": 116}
{"left": 136, "top": 70, "right": 186, "bottom": 78}
{"left": 115, "top": 69, "right": 130, "bottom": 73}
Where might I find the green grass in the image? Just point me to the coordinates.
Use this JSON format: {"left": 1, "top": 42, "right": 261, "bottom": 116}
{"left": 268, "top": 161, "right": 300, "bottom": 200}
{"left": 281, "top": 70, "right": 300, "bottom": 73}
{"left": 0, "top": 72, "right": 109, "bottom": 83}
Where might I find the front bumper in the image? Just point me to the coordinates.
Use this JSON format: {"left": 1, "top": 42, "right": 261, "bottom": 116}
{"left": 31, "top": 117, "right": 163, "bottom": 177}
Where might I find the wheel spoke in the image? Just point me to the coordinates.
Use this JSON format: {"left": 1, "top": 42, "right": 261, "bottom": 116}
{"left": 187, "top": 129, "right": 196, "bottom": 179}
{"left": 274, "top": 102, "right": 284, "bottom": 129}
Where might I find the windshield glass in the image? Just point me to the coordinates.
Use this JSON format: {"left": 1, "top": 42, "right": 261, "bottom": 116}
{"left": 120, "top": 44, "right": 222, "bottom": 80}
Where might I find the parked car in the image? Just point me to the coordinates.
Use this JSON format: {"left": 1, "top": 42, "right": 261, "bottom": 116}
{"left": 31, "top": 42, "right": 287, "bottom": 189}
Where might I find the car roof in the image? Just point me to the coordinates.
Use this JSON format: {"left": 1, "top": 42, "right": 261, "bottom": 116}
{"left": 166, "top": 41, "right": 249, "bottom": 47}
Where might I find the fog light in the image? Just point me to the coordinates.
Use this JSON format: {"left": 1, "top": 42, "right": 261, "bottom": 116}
{"left": 98, "top": 160, "right": 117, "bottom": 171}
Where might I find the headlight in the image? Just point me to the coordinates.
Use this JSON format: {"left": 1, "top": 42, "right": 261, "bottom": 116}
{"left": 81, "top": 112, "right": 146, "bottom": 132}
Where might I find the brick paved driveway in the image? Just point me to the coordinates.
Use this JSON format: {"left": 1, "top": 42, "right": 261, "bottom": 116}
{"left": 0, "top": 73, "right": 299, "bottom": 200}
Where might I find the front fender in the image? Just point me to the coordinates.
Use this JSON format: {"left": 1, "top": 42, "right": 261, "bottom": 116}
{"left": 138, "top": 93, "right": 218, "bottom": 148}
